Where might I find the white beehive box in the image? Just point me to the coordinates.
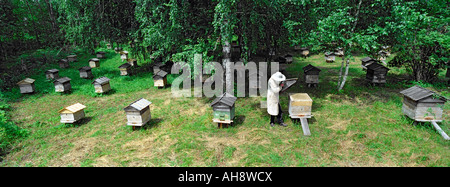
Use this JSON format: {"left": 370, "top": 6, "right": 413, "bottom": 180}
{"left": 289, "top": 93, "right": 313, "bottom": 118}
{"left": 17, "top": 78, "right": 35, "bottom": 94}
{"left": 124, "top": 98, "right": 152, "bottom": 128}
{"left": 58, "top": 103, "right": 86, "bottom": 123}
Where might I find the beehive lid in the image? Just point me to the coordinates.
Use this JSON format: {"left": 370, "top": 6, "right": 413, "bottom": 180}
{"left": 289, "top": 93, "right": 312, "bottom": 106}
{"left": 46, "top": 69, "right": 59, "bottom": 74}
{"left": 54, "top": 77, "right": 71, "bottom": 84}
{"left": 303, "top": 64, "right": 321, "bottom": 73}
{"left": 97, "top": 51, "right": 106, "bottom": 54}
{"left": 92, "top": 77, "right": 110, "bottom": 85}
{"left": 79, "top": 66, "right": 92, "bottom": 72}
{"left": 210, "top": 93, "right": 237, "bottom": 107}
{"left": 325, "top": 52, "right": 335, "bottom": 57}
{"left": 124, "top": 98, "right": 152, "bottom": 112}
{"left": 67, "top": 55, "right": 77, "bottom": 58}
{"left": 153, "top": 70, "right": 168, "bottom": 78}
{"left": 366, "top": 63, "right": 390, "bottom": 71}
{"left": 400, "top": 86, "right": 447, "bottom": 102}
{"left": 58, "top": 103, "right": 86, "bottom": 114}
{"left": 17, "top": 78, "right": 35, "bottom": 85}
{"left": 361, "top": 57, "right": 375, "bottom": 63}
{"left": 59, "top": 59, "right": 68, "bottom": 63}
{"left": 89, "top": 58, "right": 100, "bottom": 62}
{"left": 119, "top": 63, "right": 131, "bottom": 69}
{"left": 120, "top": 51, "right": 129, "bottom": 55}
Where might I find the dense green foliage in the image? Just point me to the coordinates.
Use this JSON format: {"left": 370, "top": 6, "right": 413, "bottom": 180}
{"left": 1, "top": 0, "right": 448, "bottom": 86}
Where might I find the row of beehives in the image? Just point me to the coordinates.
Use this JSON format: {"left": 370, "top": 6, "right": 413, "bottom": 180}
{"left": 17, "top": 49, "right": 171, "bottom": 94}
{"left": 299, "top": 57, "right": 391, "bottom": 87}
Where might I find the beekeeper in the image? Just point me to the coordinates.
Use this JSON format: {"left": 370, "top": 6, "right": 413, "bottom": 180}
{"left": 267, "top": 72, "right": 287, "bottom": 127}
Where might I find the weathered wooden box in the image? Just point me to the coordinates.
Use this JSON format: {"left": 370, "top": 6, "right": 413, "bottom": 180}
{"left": 303, "top": 64, "right": 321, "bottom": 87}
{"left": 119, "top": 63, "right": 132, "bottom": 76}
{"left": 45, "top": 69, "right": 59, "bottom": 80}
{"left": 366, "top": 63, "right": 390, "bottom": 84}
{"left": 59, "top": 103, "right": 86, "bottom": 123}
{"left": 59, "top": 59, "right": 69, "bottom": 68}
{"left": 325, "top": 52, "right": 335, "bottom": 63}
{"left": 96, "top": 51, "right": 106, "bottom": 59}
{"left": 92, "top": 77, "right": 111, "bottom": 93}
{"left": 210, "top": 93, "right": 237, "bottom": 127}
{"left": 67, "top": 55, "right": 77, "bottom": 62}
{"left": 89, "top": 58, "right": 100, "bottom": 68}
{"left": 79, "top": 66, "right": 93, "bottom": 79}
{"left": 153, "top": 70, "right": 168, "bottom": 88}
{"left": 54, "top": 77, "right": 72, "bottom": 93}
{"left": 289, "top": 93, "right": 313, "bottom": 118}
{"left": 298, "top": 47, "right": 309, "bottom": 58}
{"left": 335, "top": 48, "right": 344, "bottom": 57}
{"left": 400, "top": 86, "right": 447, "bottom": 122}
{"left": 120, "top": 51, "right": 128, "bottom": 62}
{"left": 17, "top": 78, "right": 35, "bottom": 94}
{"left": 124, "top": 98, "right": 152, "bottom": 127}
{"left": 361, "top": 57, "right": 377, "bottom": 69}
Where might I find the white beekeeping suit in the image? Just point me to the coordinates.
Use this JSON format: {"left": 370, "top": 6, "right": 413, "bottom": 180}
{"left": 267, "top": 72, "right": 286, "bottom": 116}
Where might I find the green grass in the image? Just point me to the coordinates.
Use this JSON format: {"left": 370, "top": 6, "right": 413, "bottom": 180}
{"left": 0, "top": 49, "right": 449, "bottom": 167}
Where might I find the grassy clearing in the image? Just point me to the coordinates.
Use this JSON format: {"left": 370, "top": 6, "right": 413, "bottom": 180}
{"left": 0, "top": 49, "right": 449, "bottom": 167}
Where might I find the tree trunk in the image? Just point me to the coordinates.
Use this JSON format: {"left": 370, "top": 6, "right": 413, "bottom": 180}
{"left": 338, "top": 59, "right": 350, "bottom": 91}
{"left": 337, "top": 56, "right": 345, "bottom": 89}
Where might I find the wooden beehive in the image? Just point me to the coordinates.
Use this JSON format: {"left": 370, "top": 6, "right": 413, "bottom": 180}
{"left": 45, "top": 69, "right": 59, "bottom": 80}
{"left": 119, "top": 63, "right": 132, "bottom": 76}
{"left": 124, "top": 98, "right": 152, "bottom": 128}
{"left": 378, "top": 50, "right": 387, "bottom": 61}
{"left": 114, "top": 47, "right": 123, "bottom": 54}
{"left": 96, "top": 51, "right": 106, "bottom": 59}
{"left": 67, "top": 55, "right": 77, "bottom": 62}
{"left": 120, "top": 51, "right": 128, "bottom": 62}
{"left": 59, "top": 59, "right": 69, "bottom": 68}
{"left": 127, "top": 58, "right": 138, "bottom": 67}
{"left": 366, "top": 63, "right": 390, "bottom": 84}
{"left": 285, "top": 54, "right": 293, "bottom": 64}
{"left": 58, "top": 103, "right": 86, "bottom": 123}
{"left": 400, "top": 86, "right": 447, "bottom": 122}
{"left": 17, "top": 78, "right": 35, "bottom": 94}
{"left": 54, "top": 77, "right": 72, "bottom": 93}
{"left": 210, "top": 92, "right": 237, "bottom": 128}
{"left": 325, "top": 52, "right": 335, "bottom": 63}
{"left": 289, "top": 93, "right": 313, "bottom": 118}
{"left": 303, "top": 64, "right": 321, "bottom": 87}
{"left": 92, "top": 77, "right": 111, "bottom": 93}
{"left": 79, "top": 66, "right": 93, "bottom": 79}
{"left": 299, "top": 47, "right": 309, "bottom": 58}
{"left": 335, "top": 48, "right": 344, "bottom": 57}
{"left": 89, "top": 58, "right": 100, "bottom": 68}
{"left": 153, "top": 70, "right": 168, "bottom": 88}
{"left": 361, "top": 57, "right": 377, "bottom": 70}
